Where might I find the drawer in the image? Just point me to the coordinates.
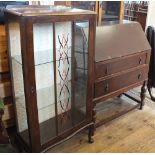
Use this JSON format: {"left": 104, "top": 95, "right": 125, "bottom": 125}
{"left": 0, "top": 51, "right": 8, "bottom": 61}
{"left": 0, "top": 59, "right": 9, "bottom": 73}
{"left": 95, "top": 52, "right": 147, "bottom": 79}
{"left": 0, "top": 80, "right": 12, "bottom": 98}
{"left": 94, "top": 66, "right": 148, "bottom": 98}
{"left": 0, "top": 43, "right": 7, "bottom": 52}
{"left": 0, "top": 36, "right": 6, "bottom": 42}
{"left": 0, "top": 25, "right": 6, "bottom": 36}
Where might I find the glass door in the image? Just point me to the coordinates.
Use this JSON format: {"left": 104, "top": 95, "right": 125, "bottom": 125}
{"left": 8, "top": 22, "right": 30, "bottom": 146}
{"left": 33, "top": 20, "right": 89, "bottom": 145}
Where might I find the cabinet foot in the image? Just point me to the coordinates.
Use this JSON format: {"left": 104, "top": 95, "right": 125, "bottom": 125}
{"left": 88, "top": 124, "right": 94, "bottom": 143}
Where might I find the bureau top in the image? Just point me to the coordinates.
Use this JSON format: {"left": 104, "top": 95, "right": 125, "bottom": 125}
{"left": 95, "top": 21, "right": 151, "bottom": 62}
{"left": 4, "top": 5, "right": 96, "bottom": 17}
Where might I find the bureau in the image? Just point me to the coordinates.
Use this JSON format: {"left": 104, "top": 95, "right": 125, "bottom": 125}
{"left": 93, "top": 21, "right": 151, "bottom": 128}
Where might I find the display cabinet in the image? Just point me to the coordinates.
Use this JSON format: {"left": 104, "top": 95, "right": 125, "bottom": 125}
{"left": 5, "top": 5, "right": 96, "bottom": 152}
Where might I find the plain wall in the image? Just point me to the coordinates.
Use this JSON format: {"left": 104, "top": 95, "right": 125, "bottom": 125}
{"left": 146, "top": 1, "right": 155, "bottom": 29}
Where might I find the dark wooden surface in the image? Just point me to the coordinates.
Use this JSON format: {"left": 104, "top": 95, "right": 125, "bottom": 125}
{"left": 95, "top": 22, "right": 151, "bottom": 62}
{"left": 93, "top": 50, "right": 150, "bottom": 127}
{"left": 95, "top": 51, "right": 147, "bottom": 79}
{"left": 95, "top": 65, "right": 148, "bottom": 98}
{"left": 5, "top": 6, "right": 96, "bottom": 152}
{"left": 5, "top": 5, "right": 96, "bottom": 16}
{"left": 93, "top": 22, "right": 151, "bottom": 129}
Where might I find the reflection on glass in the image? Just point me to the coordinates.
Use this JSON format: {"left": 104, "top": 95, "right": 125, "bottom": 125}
{"left": 71, "top": 1, "right": 96, "bottom": 11}
{"left": 33, "top": 23, "right": 56, "bottom": 144}
{"left": 32, "top": 21, "right": 89, "bottom": 144}
{"left": 9, "top": 22, "right": 30, "bottom": 145}
{"left": 55, "top": 21, "right": 89, "bottom": 134}
{"left": 55, "top": 22, "right": 72, "bottom": 133}
{"left": 74, "top": 21, "right": 89, "bottom": 125}
{"left": 101, "top": 1, "right": 120, "bottom": 24}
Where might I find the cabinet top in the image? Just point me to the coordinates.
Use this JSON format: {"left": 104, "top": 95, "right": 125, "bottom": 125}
{"left": 4, "top": 5, "right": 96, "bottom": 17}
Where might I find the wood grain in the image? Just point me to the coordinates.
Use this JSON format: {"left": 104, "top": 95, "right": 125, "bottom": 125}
{"left": 46, "top": 103, "right": 155, "bottom": 153}
{"left": 0, "top": 25, "right": 6, "bottom": 36}
{"left": 0, "top": 80, "right": 12, "bottom": 98}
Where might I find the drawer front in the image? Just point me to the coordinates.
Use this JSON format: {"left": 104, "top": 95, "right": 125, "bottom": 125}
{"left": 94, "top": 66, "right": 148, "bottom": 98}
{"left": 0, "top": 80, "right": 12, "bottom": 97}
{"left": 0, "top": 36, "right": 6, "bottom": 42}
{"left": 0, "top": 51, "right": 8, "bottom": 61}
{"left": 0, "top": 25, "right": 6, "bottom": 36}
{"left": 95, "top": 52, "right": 147, "bottom": 79}
{"left": 0, "top": 59, "right": 9, "bottom": 73}
{"left": 0, "top": 44, "right": 7, "bottom": 51}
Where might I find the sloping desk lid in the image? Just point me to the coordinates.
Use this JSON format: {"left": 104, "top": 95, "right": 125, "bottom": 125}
{"left": 95, "top": 21, "right": 151, "bottom": 62}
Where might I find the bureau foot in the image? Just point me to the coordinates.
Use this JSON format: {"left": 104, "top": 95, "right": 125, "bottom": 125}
{"left": 147, "top": 80, "right": 155, "bottom": 102}
{"left": 88, "top": 124, "right": 94, "bottom": 143}
{"left": 140, "top": 81, "right": 147, "bottom": 110}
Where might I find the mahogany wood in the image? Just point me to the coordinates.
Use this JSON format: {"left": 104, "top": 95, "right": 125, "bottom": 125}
{"left": 5, "top": 6, "right": 96, "bottom": 152}
{"left": 95, "top": 65, "right": 148, "bottom": 98}
{"left": 93, "top": 23, "right": 151, "bottom": 129}
{"left": 95, "top": 51, "right": 147, "bottom": 79}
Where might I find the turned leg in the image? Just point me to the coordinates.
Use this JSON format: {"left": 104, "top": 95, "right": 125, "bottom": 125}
{"left": 88, "top": 124, "right": 94, "bottom": 143}
{"left": 147, "top": 80, "right": 155, "bottom": 102}
{"left": 88, "top": 107, "right": 96, "bottom": 143}
{"left": 140, "top": 80, "right": 147, "bottom": 110}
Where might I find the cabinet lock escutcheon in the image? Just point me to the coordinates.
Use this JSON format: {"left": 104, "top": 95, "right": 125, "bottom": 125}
{"left": 31, "top": 86, "right": 35, "bottom": 93}
{"left": 139, "top": 57, "right": 142, "bottom": 64}
{"left": 105, "top": 66, "right": 108, "bottom": 74}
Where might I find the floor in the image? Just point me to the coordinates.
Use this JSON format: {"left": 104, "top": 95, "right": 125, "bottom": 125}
{"left": 6, "top": 88, "right": 155, "bottom": 153}
{"left": 45, "top": 88, "right": 155, "bottom": 153}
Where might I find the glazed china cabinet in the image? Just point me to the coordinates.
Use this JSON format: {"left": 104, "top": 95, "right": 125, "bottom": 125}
{"left": 5, "top": 5, "right": 96, "bottom": 152}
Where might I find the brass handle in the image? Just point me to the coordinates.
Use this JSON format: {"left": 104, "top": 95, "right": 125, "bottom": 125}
{"left": 138, "top": 73, "right": 142, "bottom": 79}
{"left": 105, "top": 66, "right": 108, "bottom": 74}
{"left": 105, "top": 82, "right": 109, "bottom": 92}
{"left": 139, "top": 57, "right": 142, "bottom": 64}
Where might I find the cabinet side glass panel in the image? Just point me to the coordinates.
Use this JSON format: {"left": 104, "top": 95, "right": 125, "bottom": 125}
{"left": 33, "top": 23, "right": 56, "bottom": 145}
{"left": 8, "top": 22, "right": 30, "bottom": 145}
{"left": 74, "top": 21, "right": 89, "bottom": 125}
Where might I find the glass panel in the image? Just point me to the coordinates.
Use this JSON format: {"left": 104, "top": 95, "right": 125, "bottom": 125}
{"left": 71, "top": 1, "right": 96, "bottom": 11}
{"left": 8, "top": 22, "right": 30, "bottom": 145}
{"left": 101, "top": 1, "right": 120, "bottom": 24}
{"left": 55, "top": 21, "right": 89, "bottom": 134}
{"left": 33, "top": 23, "right": 56, "bottom": 144}
{"left": 74, "top": 21, "right": 89, "bottom": 125}
{"left": 33, "top": 21, "right": 89, "bottom": 142}
{"left": 55, "top": 22, "right": 72, "bottom": 133}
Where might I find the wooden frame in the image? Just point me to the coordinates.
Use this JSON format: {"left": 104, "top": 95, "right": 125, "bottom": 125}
{"left": 5, "top": 6, "right": 96, "bottom": 152}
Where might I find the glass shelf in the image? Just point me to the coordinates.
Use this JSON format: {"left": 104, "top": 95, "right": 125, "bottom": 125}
{"left": 19, "top": 104, "right": 86, "bottom": 145}
{"left": 11, "top": 48, "right": 72, "bottom": 66}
